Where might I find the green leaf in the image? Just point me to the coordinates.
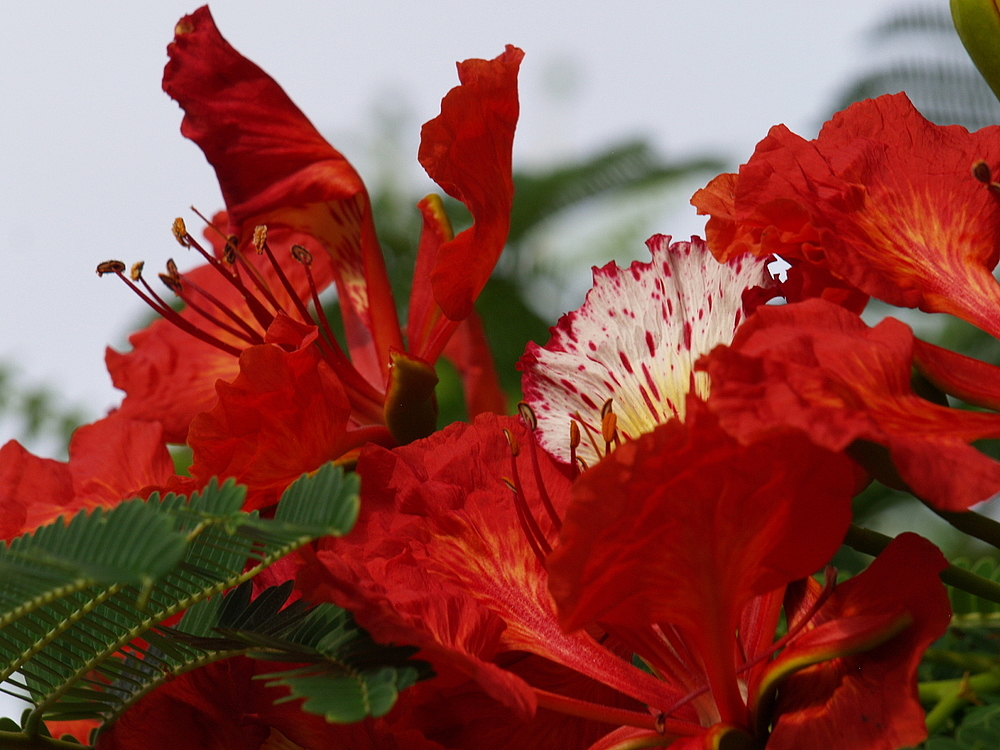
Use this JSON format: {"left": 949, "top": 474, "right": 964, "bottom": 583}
{"left": 162, "top": 581, "right": 431, "bottom": 725}
{"left": 956, "top": 704, "right": 1000, "bottom": 747}
{"left": 263, "top": 665, "right": 421, "bottom": 722}
{"left": 0, "top": 464, "right": 361, "bottom": 740}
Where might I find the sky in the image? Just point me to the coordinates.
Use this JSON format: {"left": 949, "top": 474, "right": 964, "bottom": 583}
{"left": 0, "top": 0, "right": 933, "bottom": 450}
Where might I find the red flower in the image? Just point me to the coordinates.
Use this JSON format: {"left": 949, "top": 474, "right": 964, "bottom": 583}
{"left": 547, "top": 404, "right": 950, "bottom": 749}
{"left": 295, "top": 402, "right": 943, "bottom": 748}
{"left": 691, "top": 93, "right": 1000, "bottom": 335}
{"left": 0, "top": 412, "right": 179, "bottom": 540}
{"left": 700, "top": 298, "right": 1000, "bottom": 510}
{"left": 106, "top": 7, "right": 518, "bottom": 484}
{"left": 297, "top": 413, "right": 682, "bottom": 738}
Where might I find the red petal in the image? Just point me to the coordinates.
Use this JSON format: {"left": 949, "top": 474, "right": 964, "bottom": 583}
{"left": 695, "top": 94, "right": 1000, "bottom": 336}
{"left": 298, "top": 414, "right": 681, "bottom": 716}
{"left": 547, "top": 403, "right": 857, "bottom": 725}
{"left": 420, "top": 46, "right": 522, "bottom": 321}
{"left": 164, "top": 7, "right": 401, "bottom": 382}
{"left": 702, "top": 298, "right": 1000, "bottom": 509}
{"left": 187, "top": 323, "right": 389, "bottom": 510}
{"left": 0, "top": 413, "right": 175, "bottom": 539}
{"left": 913, "top": 337, "right": 1000, "bottom": 411}
{"left": 0, "top": 440, "right": 69, "bottom": 539}
{"left": 441, "top": 312, "right": 508, "bottom": 418}
{"left": 765, "top": 534, "right": 950, "bottom": 750}
{"left": 406, "top": 655, "right": 645, "bottom": 750}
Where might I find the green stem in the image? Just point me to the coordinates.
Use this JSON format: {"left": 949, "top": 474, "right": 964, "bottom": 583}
{"left": 926, "top": 504, "right": 1000, "bottom": 550}
{"left": 919, "top": 670, "right": 1000, "bottom": 734}
{"left": 0, "top": 730, "right": 90, "bottom": 750}
{"left": 843, "top": 525, "right": 1000, "bottom": 605}
{"left": 922, "top": 648, "right": 1000, "bottom": 673}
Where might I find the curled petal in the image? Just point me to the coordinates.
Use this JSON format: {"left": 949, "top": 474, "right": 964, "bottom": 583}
{"left": 164, "top": 6, "right": 400, "bottom": 382}
{"left": 1, "top": 413, "right": 175, "bottom": 540}
{"left": 421, "top": 46, "right": 522, "bottom": 322}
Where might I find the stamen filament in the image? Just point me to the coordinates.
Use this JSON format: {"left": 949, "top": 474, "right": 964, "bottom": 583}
{"left": 293, "top": 246, "right": 341, "bottom": 351}
{"left": 504, "top": 477, "right": 550, "bottom": 566}
{"left": 503, "top": 430, "right": 553, "bottom": 559}
{"left": 258, "top": 234, "right": 317, "bottom": 326}
{"left": 109, "top": 268, "right": 242, "bottom": 356}
{"left": 534, "top": 688, "right": 699, "bottom": 737}
{"left": 172, "top": 273, "right": 266, "bottom": 343}
{"left": 184, "top": 230, "right": 280, "bottom": 329}
{"left": 167, "top": 282, "right": 263, "bottom": 346}
{"left": 526, "top": 430, "right": 562, "bottom": 532}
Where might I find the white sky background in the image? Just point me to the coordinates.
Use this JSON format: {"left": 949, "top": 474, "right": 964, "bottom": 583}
{"left": 1, "top": 0, "right": 931, "bottom": 451}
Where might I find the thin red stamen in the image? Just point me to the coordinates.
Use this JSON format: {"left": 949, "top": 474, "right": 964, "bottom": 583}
{"left": 503, "top": 429, "right": 552, "bottom": 560}
{"left": 503, "top": 477, "right": 549, "bottom": 566}
{"left": 534, "top": 688, "right": 699, "bottom": 737}
{"left": 181, "top": 229, "right": 278, "bottom": 331}
{"left": 293, "top": 246, "right": 344, "bottom": 354}
{"left": 172, "top": 272, "right": 265, "bottom": 344}
{"left": 518, "top": 403, "right": 563, "bottom": 531}
{"left": 526, "top": 431, "right": 562, "bottom": 532}
{"left": 101, "top": 265, "right": 241, "bottom": 357}
{"left": 657, "top": 569, "right": 841, "bottom": 722}
{"left": 163, "top": 278, "right": 263, "bottom": 346}
{"left": 626, "top": 625, "right": 700, "bottom": 690}
{"left": 256, "top": 230, "right": 316, "bottom": 326}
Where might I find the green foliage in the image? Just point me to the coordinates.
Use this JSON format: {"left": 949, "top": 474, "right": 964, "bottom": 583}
{"left": 948, "top": 557, "right": 1000, "bottom": 627}
{"left": 924, "top": 705, "right": 1000, "bottom": 749}
{"left": 505, "top": 142, "right": 723, "bottom": 251}
{"left": 0, "top": 464, "right": 382, "bottom": 743}
{"left": 163, "top": 580, "right": 431, "bottom": 725}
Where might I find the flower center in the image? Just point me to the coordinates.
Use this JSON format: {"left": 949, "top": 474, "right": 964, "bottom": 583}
{"left": 98, "top": 215, "right": 385, "bottom": 423}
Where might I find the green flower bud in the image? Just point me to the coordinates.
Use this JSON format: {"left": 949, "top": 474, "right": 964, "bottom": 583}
{"left": 951, "top": 0, "right": 1000, "bottom": 101}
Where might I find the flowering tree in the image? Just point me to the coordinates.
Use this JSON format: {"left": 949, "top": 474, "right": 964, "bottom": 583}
{"left": 3, "top": 3, "right": 1000, "bottom": 749}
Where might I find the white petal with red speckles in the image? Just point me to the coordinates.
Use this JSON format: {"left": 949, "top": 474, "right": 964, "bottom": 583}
{"left": 520, "top": 235, "right": 774, "bottom": 466}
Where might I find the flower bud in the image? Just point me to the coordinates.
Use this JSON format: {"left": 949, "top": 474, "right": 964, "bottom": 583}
{"left": 951, "top": 0, "right": 1000, "bottom": 101}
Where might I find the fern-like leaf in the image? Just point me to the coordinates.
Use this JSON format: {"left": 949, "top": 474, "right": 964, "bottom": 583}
{"left": 0, "top": 463, "right": 359, "bottom": 741}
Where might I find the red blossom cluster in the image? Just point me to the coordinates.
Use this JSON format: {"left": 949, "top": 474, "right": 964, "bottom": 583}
{"left": 11, "top": 4, "right": 1000, "bottom": 749}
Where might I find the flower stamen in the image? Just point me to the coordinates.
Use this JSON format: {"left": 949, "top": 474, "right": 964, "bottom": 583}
{"left": 96, "top": 259, "right": 243, "bottom": 356}
{"left": 971, "top": 159, "right": 1000, "bottom": 195}
{"left": 518, "top": 403, "right": 563, "bottom": 532}
{"left": 503, "top": 428, "right": 553, "bottom": 564}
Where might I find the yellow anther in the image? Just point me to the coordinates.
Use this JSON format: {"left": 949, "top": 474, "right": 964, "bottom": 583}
{"left": 601, "top": 411, "right": 618, "bottom": 446}
{"left": 503, "top": 428, "right": 520, "bottom": 457}
{"left": 518, "top": 402, "right": 538, "bottom": 431}
{"left": 252, "top": 225, "right": 268, "bottom": 253}
{"left": 172, "top": 217, "right": 189, "bottom": 247}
